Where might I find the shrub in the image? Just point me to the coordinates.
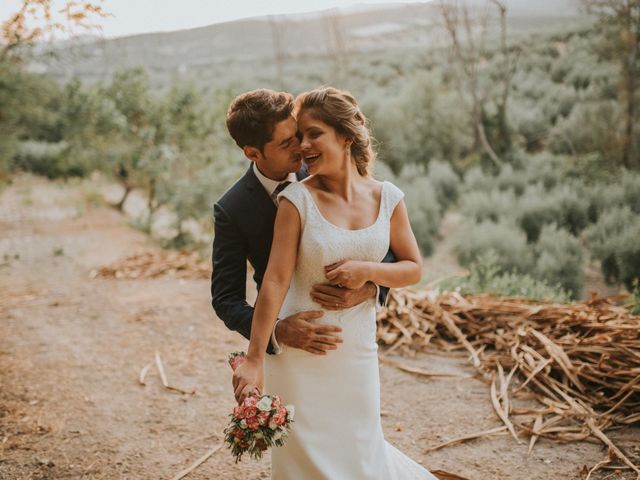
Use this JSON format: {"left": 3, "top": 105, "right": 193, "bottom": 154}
{"left": 496, "top": 164, "right": 528, "bottom": 196}
{"left": 516, "top": 183, "right": 589, "bottom": 242}
{"left": 522, "top": 153, "right": 563, "bottom": 191}
{"left": 586, "top": 206, "right": 640, "bottom": 289}
{"left": 453, "top": 219, "right": 534, "bottom": 273}
{"left": 509, "top": 101, "right": 548, "bottom": 151}
{"left": 534, "top": 224, "right": 584, "bottom": 299}
{"left": 10, "top": 140, "right": 94, "bottom": 178}
{"left": 463, "top": 166, "right": 494, "bottom": 193}
{"left": 584, "top": 172, "right": 640, "bottom": 222}
{"left": 427, "top": 160, "right": 460, "bottom": 210}
{"left": 460, "top": 188, "right": 516, "bottom": 223}
{"left": 542, "top": 84, "right": 577, "bottom": 122}
{"left": 548, "top": 101, "right": 621, "bottom": 157}
{"left": 441, "top": 250, "right": 571, "bottom": 303}
{"left": 399, "top": 175, "right": 441, "bottom": 257}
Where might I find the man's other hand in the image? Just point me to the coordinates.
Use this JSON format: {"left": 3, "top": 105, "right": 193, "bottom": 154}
{"left": 275, "top": 310, "right": 342, "bottom": 355}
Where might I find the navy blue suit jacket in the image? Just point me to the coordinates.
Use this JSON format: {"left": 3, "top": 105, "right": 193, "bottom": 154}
{"left": 210, "top": 164, "right": 393, "bottom": 354}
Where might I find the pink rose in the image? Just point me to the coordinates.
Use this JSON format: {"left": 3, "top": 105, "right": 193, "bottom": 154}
{"left": 243, "top": 406, "right": 257, "bottom": 419}
{"left": 258, "top": 411, "right": 271, "bottom": 426}
{"left": 246, "top": 416, "right": 260, "bottom": 431}
{"left": 233, "top": 406, "right": 243, "bottom": 418}
{"left": 273, "top": 407, "right": 287, "bottom": 426}
{"left": 271, "top": 396, "right": 282, "bottom": 409}
{"left": 233, "top": 428, "right": 245, "bottom": 439}
{"left": 243, "top": 396, "right": 258, "bottom": 407}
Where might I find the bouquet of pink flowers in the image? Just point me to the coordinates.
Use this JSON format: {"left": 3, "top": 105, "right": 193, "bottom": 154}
{"left": 224, "top": 352, "right": 295, "bottom": 462}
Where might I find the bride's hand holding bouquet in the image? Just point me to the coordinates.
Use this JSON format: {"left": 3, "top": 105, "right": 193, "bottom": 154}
{"left": 232, "top": 352, "right": 264, "bottom": 402}
{"left": 225, "top": 352, "right": 295, "bottom": 462}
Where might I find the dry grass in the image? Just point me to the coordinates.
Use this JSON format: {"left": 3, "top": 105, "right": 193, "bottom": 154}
{"left": 377, "top": 289, "right": 640, "bottom": 478}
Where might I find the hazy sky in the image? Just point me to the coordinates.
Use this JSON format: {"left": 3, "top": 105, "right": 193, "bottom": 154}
{"left": 1, "top": 1, "right": 434, "bottom": 38}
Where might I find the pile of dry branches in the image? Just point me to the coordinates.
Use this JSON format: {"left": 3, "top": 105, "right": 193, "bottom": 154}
{"left": 377, "top": 289, "right": 640, "bottom": 478}
{"left": 91, "top": 250, "right": 210, "bottom": 280}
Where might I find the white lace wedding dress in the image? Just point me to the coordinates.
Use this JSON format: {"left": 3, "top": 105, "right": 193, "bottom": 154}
{"left": 265, "top": 181, "right": 437, "bottom": 479}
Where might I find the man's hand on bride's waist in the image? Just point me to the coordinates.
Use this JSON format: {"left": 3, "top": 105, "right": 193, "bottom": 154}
{"left": 275, "top": 310, "right": 343, "bottom": 356}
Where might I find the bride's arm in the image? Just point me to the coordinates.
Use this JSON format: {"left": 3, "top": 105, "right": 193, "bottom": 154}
{"left": 232, "top": 198, "right": 300, "bottom": 401}
{"left": 325, "top": 200, "right": 422, "bottom": 289}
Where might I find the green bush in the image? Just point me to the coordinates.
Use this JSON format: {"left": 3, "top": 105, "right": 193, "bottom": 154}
{"left": 509, "top": 101, "right": 547, "bottom": 151}
{"left": 496, "top": 164, "right": 528, "bottom": 196}
{"left": 534, "top": 224, "right": 584, "bottom": 299}
{"left": 427, "top": 160, "right": 460, "bottom": 210}
{"left": 399, "top": 175, "right": 441, "bottom": 257}
{"left": 463, "top": 166, "right": 494, "bottom": 193}
{"left": 586, "top": 206, "right": 640, "bottom": 289}
{"left": 460, "top": 189, "right": 516, "bottom": 223}
{"left": 522, "top": 153, "right": 563, "bottom": 191}
{"left": 453, "top": 219, "right": 534, "bottom": 273}
{"left": 10, "top": 141, "right": 90, "bottom": 178}
{"left": 441, "top": 250, "right": 571, "bottom": 303}
{"left": 584, "top": 171, "right": 640, "bottom": 222}
{"left": 548, "top": 101, "right": 621, "bottom": 157}
{"left": 516, "top": 183, "right": 589, "bottom": 242}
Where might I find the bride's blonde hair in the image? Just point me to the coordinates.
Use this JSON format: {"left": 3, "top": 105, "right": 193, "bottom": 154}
{"left": 294, "top": 87, "right": 375, "bottom": 177}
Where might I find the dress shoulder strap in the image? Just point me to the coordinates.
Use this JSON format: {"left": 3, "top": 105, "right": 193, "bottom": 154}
{"left": 277, "top": 182, "right": 308, "bottom": 225}
{"left": 382, "top": 181, "right": 405, "bottom": 218}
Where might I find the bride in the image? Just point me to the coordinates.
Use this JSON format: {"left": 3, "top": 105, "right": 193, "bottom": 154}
{"left": 232, "top": 86, "right": 437, "bottom": 479}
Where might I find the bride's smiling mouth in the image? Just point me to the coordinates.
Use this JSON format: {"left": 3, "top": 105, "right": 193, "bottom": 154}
{"left": 304, "top": 153, "right": 321, "bottom": 165}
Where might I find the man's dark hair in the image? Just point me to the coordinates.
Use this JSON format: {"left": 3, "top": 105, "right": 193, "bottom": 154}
{"left": 226, "top": 89, "right": 294, "bottom": 151}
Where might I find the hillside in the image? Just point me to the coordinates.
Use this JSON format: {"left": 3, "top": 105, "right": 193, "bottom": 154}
{"left": 32, "top": 1, "right": 585, "bottom": 86}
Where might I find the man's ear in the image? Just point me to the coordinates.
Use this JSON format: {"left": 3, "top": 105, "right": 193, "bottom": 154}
{"left": 243, "top": 146, "right": 262, "bottom": 163}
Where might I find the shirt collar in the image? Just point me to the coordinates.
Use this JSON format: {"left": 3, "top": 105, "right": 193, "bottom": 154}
{"left": 253, "top": 163, "right": 297, "bottom": 195}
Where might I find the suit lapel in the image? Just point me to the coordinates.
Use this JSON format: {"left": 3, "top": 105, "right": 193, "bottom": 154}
{"left": 243, "top": 164, "right": 277, "bottom": 223}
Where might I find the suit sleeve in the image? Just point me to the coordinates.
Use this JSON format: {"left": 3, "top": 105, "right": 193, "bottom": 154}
{"left": 378, "top": 248, "right": 396, "bottom": 306}
{"left": 211, "top": 202, "right": 275, "bottom": 354}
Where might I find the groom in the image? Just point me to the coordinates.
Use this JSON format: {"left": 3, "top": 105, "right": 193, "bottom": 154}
{"left": 211, "top": 89, "right": 392, "bottom": 355}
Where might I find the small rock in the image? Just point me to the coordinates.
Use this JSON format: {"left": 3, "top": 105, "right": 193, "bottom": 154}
{"left": 35, "top": 456, "right": 54, "bottom": 467}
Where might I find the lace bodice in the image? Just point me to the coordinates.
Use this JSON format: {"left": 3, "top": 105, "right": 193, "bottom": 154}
{"left": 277, "top": 180, "right": 404, "bottom": 317}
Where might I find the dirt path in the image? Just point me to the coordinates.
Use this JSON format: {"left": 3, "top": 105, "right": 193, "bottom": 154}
{"left": 1, "top": 175, "right": 637, "bottom": 480}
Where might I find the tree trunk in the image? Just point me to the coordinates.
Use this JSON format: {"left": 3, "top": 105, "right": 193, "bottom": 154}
{"left": 116, "top": 184, "right": 132, "bottom": 211}
{"left": 146, "top": 179, "right": 156, "bottom": 233}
